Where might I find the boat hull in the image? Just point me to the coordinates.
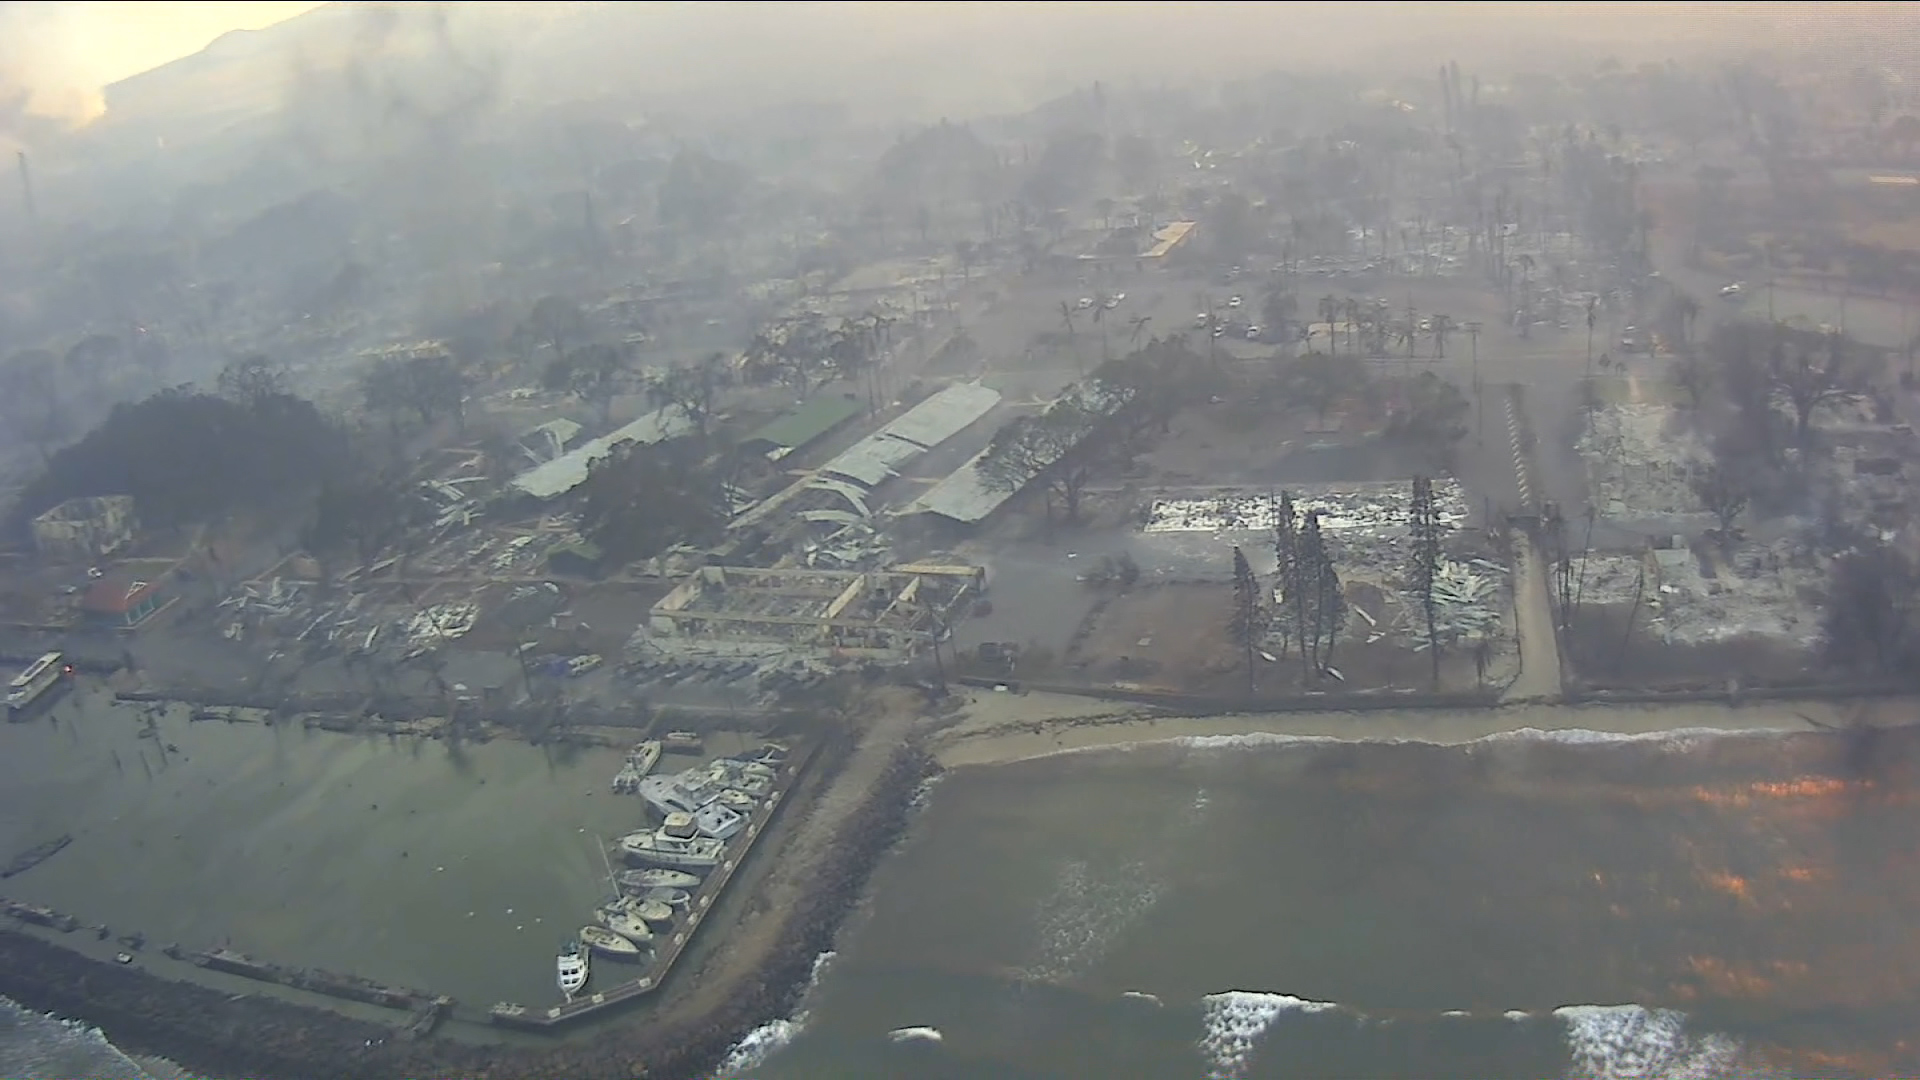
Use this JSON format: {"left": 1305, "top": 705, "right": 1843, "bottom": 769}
{"left": 619, "top": 868, "right": 702, "bottom": 891}
{"left": 579, "top": 926, "right": 640, "bottom": 958}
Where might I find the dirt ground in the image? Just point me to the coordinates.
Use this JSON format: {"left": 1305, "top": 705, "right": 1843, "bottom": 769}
{"left": 1564, "top": 603, "right": 1820, "bottom": 689}
{"left": 1059, "top": 581, "right": 1501, "bottom": 695}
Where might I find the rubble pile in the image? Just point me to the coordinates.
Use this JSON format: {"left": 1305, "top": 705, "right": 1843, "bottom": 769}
{"left": 1138, "top": 484, "right": 1508, "bottom": 650}
{"left": 1143, "top": 481, "right": 1468, "bottom": 536}
{"left": 402, "top": 604, "right": 477, "bottom": 648}
{"left": 1341, "top": 555, "right": 1508, "bottom": 648}
{"left": 1567, "top": 539, "right": 1823, "bottom": 648}
{"left": 1577, "top": 404, "right": 1709, "bottom": 520}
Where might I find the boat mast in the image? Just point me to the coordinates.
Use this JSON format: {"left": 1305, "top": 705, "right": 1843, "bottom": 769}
{"left": 595, "top": 831, "right": 618, "bottom": 893}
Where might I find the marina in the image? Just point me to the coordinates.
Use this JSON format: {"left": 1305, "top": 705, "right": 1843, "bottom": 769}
{"left": 488, "top": 738, "right": 819, "bottom": 1030}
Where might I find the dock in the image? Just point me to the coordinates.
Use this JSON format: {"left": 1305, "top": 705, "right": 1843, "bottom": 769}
{"left": 1, "top": 897, "right": 79, "bottom": 932}
{"left": 190, "top": 947, "right": 440, "bottom": 1012}
{"left": 488, "top": 740, "right": 819, "bottom": 1030}
{"left": 2, "top": 835, "right": 72, "bottom": 878}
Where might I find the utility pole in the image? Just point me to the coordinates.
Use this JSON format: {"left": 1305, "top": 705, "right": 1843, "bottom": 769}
{"left": 1465, "top": 320, "right": 1484, "bottom": 443}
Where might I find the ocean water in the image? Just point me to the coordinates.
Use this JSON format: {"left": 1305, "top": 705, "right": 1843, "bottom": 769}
{"left": 722, "top": 725, "right": 1920, "bottom": 1079}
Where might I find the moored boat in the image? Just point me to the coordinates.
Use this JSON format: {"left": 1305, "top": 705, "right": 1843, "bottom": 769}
{"left": 596, "top": 904, "right": 655, "bottom": 943}
{"left": 694, "top": 802, "right": 747, "bottom": 840}
{"left": 556, "top": 939, "right": 589, "bottom": 999}
{"left": 619, "top": 825, "right": 725, "bottom": 870}
{"left": 625, "top": 896, "right": 675, "bottom": 923}
{"left": 643, "top": 886, "right": 691, "bottom": 909}
{"left": 579, "top": 925, "right": 640, "bottom": 959}
{"left": 628, "top": 739, "right": 662, "bottom": 777}
{"left": 619, "top": 868, "right": 701, "bottom": 891}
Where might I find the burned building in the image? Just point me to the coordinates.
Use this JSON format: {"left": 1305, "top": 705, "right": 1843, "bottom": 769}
{"left": 639, "top": 564, "right": 985, "bottom": 662}
{"left": 31, "top": 496, "right": 137, "bottom": 563}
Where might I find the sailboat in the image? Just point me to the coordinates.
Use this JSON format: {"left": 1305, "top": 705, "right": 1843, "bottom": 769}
{"left": 556, "top": 938, "right": 589, "bottom": 1000}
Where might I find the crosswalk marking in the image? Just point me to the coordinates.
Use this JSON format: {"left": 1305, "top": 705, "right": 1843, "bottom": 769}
{"left": 1503, "top": 398, "right": 1535, "bottom": 506}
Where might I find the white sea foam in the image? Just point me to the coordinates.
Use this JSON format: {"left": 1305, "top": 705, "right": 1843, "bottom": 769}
{"left": 1555, "top": 1003, "right": 1742, "bottom": 1079}
{"left": 0, "top": 999, "right": 163, "bottom": 1080}
{"left": 1505, "top": 1009, "right": 1533, "bottom": 1021}
{"left": 712, "top": 951, "right": 837, "bottom": 1076}
{"left": 1016, "top": 859, "right": 1162, "bottom": 984}
{"left": 887, "top": 1025, "right": 943, "bottom": 1043}
{"left": 1474, "top": 726, "right": 1773, "bottom": 749}
{"left": 1045, "top": 724, "right": 1785, "bottom": 761}
{"left": 1198, "top": 991, "right": 1338, "bottom": 1079}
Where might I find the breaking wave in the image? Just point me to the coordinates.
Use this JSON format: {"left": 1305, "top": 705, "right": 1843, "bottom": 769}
{"left": 1045, "top": 724, "right": 1791, "bottom": 759}
{"left": 1556, "top": 1004, "right": 1743, "bottom": 1080}
{"left": 1193, "top": 993, "right": 1752, "bottom": 1080}
{"left": 0, "top": 997, "right": 180, "bottom": 1080}
{"left": 1199, "top": 991, "right": 1339, "bottom": 1078}
{"left": 712, "top": 951, "right": 836, "bottom": 1076}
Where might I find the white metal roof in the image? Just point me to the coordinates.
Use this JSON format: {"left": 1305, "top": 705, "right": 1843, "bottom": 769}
{"left": 878, "top": 382, "right": 1001, "bottom": 449}
{"left": 816, "top": 382, "right": 1002, "bottom": 491}
{"left": 819, "top": 434, "right": 922, "bottom": 488}
{"left": 906, "top": 447, "right": 1010, "bottom": 523}
{"left": 510, "top": 406, "right": 693, "bottom": 499}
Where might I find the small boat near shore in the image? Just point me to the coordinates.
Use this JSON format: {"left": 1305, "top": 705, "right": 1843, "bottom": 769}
{"left": 579, "top": 925, "right": 640, "bottom": 959}
{"left": 556, "top": 939, "right": 589, "bottom": 1000}
{"left": 619, "top": 868, "right": 701, "bottom": 892}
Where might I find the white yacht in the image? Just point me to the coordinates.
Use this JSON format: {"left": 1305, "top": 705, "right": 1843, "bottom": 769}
{"left": 556, "top": 939, "right": 589, "bottom": 1000}
{"left": 639, "top": 771, "right": 723, "bottom": 817}
{"left": 694, "top": 802, "right": 747, "bottom": 841}
{"left": 619, "top": 827, "right": 724, "bottom": 870}
{"left": 619, "top": 868, "right": 702, "bottom": 892}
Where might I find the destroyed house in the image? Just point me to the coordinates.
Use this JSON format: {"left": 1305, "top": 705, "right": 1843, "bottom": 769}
{"left": 31, "top": 496, "right": 137, "bottom": 563}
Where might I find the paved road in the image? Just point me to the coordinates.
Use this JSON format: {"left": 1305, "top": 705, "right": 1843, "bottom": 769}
{"left": 1651, "top": 233, "right": 1916, "bottom": 353}
{"left": 1504, "top": 535, "right": 1566, "bottom": 703}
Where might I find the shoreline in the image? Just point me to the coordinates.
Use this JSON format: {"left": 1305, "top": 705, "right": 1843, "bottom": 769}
{"left": 0, "top": 730, "right": 935, "bottom": 1080}
{"left": 926, "top": 694, "right": 1878, "bottom": 767}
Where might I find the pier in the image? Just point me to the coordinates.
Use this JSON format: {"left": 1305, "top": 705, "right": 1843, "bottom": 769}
{"left": 2, "top": 835, "right": 72, "bottom": 878}
{"left": 488, "top": 739, "right": 820, "bottom": 1030}
{"left": 2, "top": 897, "right": 79, "bottom": 932}
{"left": 190, "top": 947, "right": 441, "bottom": 1013}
